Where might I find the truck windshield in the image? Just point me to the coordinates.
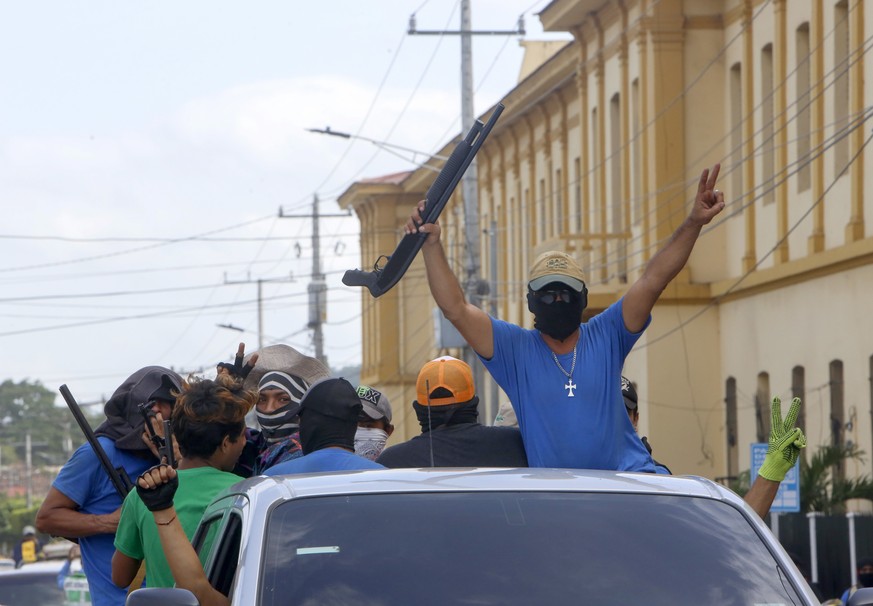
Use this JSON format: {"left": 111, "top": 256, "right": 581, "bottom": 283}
{"left": 259, "top": 491, "right": 805, "bottom": 606}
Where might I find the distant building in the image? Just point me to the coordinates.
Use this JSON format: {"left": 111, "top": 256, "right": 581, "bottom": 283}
{"left": 340, "top": 0, "right": 873, "bottom": 495}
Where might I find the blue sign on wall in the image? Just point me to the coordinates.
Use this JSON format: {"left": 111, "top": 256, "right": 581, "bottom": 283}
{"left": 750, "top": 443, "right": 801, "bottom": 513}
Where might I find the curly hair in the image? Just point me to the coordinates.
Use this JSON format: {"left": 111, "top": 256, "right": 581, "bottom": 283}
{"left": 171, "top": 374, "right": 257, "bottom": 459}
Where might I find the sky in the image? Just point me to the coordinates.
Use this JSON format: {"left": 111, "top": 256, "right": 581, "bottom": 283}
{"left": 0, "top": 0, "right": 570, "bottom": 406}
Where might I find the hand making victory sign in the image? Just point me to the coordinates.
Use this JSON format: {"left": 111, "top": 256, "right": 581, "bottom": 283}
{"left": 690, "top": 163, "right": 726, "bottom": 227}
{"left": 216, "top": 342, "right": 258, "bottom": 380}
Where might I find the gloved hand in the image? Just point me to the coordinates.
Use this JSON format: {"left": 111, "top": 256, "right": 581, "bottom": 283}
{"left": 216, "top": 343, "right": 258, "bottom": 380}
{"left": 135, "top": 464, "right": 178, "bottom": 512}
{"left": 758, "top": 396, "right": 807, "bottom": 482}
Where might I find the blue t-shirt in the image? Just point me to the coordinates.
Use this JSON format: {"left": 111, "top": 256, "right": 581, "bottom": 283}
{"left": 480, "top": 297, "right": 656, "bottom": 472}
{"left": 52, "top": 437, "right": 154, "bottom": 606}
{"left": 264, "top": 448, "right": 385, "bottom": 475}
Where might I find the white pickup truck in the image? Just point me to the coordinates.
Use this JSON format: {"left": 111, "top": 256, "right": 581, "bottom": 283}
{"left": 125, "top": 468, "right": 872, "bottom": 606}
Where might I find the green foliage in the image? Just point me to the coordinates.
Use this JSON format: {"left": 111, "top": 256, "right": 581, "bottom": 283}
{"left": 0, "top": 378, "right": 90, "bottom": 466}
{"left": 800, "top": 443, "right": 873, "bottom": 514}
{"left": 0, "top": 494, "right": 41, "bottom": 552}
{"left": 730, "top": 469, "right": 751, "bottom": 498}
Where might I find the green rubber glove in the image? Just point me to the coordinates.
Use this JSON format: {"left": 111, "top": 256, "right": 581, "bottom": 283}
{"left": 758, "top": 396, "right": 807, "bottom": 482}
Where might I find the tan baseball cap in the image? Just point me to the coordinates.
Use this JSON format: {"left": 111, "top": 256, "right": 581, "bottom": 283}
{"left": 528, "top": 251, "right": 586, "bottom": 292}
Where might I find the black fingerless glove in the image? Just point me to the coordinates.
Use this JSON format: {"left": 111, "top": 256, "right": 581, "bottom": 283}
{"left": 216, "top": 344, "right": 256, "bottom": 380}
{"left": 136, "top": 466, "right": 179, "bottom": 512}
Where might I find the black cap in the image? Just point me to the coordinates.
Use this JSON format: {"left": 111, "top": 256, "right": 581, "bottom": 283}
{"left": 299, "top": 377, "right": 362, "bottom": 422}
{"left": 621, "top": 376, "right": 638, "bottom": 411}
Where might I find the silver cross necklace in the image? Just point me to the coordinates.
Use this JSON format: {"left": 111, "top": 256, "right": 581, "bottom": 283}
{"left": 551, "top": 343, "right": 578, "bottom": 397}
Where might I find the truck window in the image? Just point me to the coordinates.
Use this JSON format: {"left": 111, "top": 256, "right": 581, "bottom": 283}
{"left": 207, "top": 512, "right": 242, "bottom": 598}
{"left": 192, "top": 512, "right": 225, "bottom": 569}
{"left": 259, "top": 492, "right": 805, "bottom": 606}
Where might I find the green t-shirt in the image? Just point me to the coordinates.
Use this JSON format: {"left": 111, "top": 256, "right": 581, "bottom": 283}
{"left": 114, "top": 466, "right": 241, "bottom": 588}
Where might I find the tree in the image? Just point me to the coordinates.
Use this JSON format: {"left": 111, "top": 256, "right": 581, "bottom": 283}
{"left": 0, "top": 379, "right": 87, "bottom": 467}
{"left": 728, "top": 445, "right": 873, "bottom": 514}
{"left": 800, "top": 444, "right": 873, "bottom": 514}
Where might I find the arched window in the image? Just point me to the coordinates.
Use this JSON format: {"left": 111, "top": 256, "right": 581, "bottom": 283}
{"left": 725, "top": 377, "right": 738, "bottom": 478}
{"left": 792, "top": 365, "right": 807, "bottom": 462}
{"left": 830, "top": 359, "right": 845, "bottom": 480}
{"left": 756, "top": 372, "right": 771, "bottom": 443}
{"left": 795, "top": 23, "right": 811, "bottom": 191}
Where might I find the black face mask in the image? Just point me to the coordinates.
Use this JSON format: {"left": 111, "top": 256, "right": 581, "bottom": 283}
{"left": 299, "top": 410, "right": 357, "bottom": 455}
{"left": 859, "top": 572, "right": 873, "bottom": 588}
{"left": 527, "top": 288, "right": 585, "bottom": 341}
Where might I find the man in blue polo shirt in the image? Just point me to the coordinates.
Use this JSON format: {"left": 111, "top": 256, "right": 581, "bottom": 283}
{"left": 36, "top": 366, "right": 181, "bottom": 606}
{"left": 406, "top": 164, "right": 725, "bottom": 471}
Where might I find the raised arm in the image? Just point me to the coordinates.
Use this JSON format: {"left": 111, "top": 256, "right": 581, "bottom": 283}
{"left": 622, "top": 164, "right": 725, "bottom": 332}
{"left": 744, "top": 397, "right": 806, "bottom": 518}
{"left": 136, "top": 465, "right": 229, "bottom": 606}
{"left": 407, "top": 200, "right": 494, "bottom": 359}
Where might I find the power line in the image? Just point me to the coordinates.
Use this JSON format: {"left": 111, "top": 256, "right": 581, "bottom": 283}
{"left": 0, "top": 214, "right": 275, "bottom": 274}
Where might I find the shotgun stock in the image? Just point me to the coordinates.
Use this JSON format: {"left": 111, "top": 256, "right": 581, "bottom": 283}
{"left": 342, "top": 102, "right": 505, "bottom": 297}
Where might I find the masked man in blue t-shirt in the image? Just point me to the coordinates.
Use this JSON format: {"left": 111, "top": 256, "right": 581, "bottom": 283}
{"left": 405, "top": 165, "right": 725, "bottom": 472}
{"left": 36, "top": 366, "right": 182, "bottom": 606}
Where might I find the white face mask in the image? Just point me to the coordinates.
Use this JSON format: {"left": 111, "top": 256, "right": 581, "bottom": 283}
{"left": 354, "top": 427, "right": 389, "bottom": 461}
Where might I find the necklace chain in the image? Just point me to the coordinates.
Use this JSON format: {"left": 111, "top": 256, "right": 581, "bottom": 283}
{"left": 551, "top": 343, "right": 577, "bottom": 378}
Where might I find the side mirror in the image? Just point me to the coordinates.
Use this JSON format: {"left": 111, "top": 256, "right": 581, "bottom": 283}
{"left": 126, "top": 587, "right": 200, "bottom": 606}
{"left": 848, "top": 587, "right": 873, "bottom": 606}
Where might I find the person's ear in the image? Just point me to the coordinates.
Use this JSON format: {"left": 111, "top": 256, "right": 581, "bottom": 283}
{"left": 220, "top": 434, "right": 234, "bottom": 454}
{"left": 386, "top": 424, "right": 395, "bottom": 437}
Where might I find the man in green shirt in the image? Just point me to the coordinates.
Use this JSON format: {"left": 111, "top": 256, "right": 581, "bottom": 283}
{"left": 111, "top": 375, "right": 256, "bottom": 589}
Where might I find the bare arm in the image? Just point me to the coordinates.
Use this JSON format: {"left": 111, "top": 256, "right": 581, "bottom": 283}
{"left": 623, "top": 164, "right": 726, "bottom": 332}
{"left": 111, "top": 550, "right": 141, "bottom": 588}
{"left": 406, "top": 200, "right": 494, "bottom": 358}
{"left": 35, "top": 487, "right": 120, "bottom": 538}
{"left": 138, "top": 466, "right": 229, "bottom": 606}
{"left": 743, "top": 476, "right": 780, "bottom": 519}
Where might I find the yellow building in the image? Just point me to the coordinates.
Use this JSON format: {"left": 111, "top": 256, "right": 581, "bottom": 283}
{"left": 339, "top": 0, "right": 873, "bottom": 492}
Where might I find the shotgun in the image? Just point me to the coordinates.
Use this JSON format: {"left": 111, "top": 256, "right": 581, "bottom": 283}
{"left": 59, "top": 384, "right": 134, "bottom": 499}
{"left": 342, "top": 102, "right": 505, "bottom": 297}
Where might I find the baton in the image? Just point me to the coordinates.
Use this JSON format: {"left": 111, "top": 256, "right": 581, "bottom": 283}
{"left": 59, "top": 384, "right": 133, "bottom": 499}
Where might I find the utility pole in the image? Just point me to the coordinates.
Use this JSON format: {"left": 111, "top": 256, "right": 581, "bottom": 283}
{"left": 25, "top": 432, "right": 31, "bottom": 509}
{"left": 223, "top": 273, "right": 295, "bottom": 350}
{"left": 409, "top": 2, "right": 523, "bottom": 414}
{"left": 309, "top": 194, "right": 326, "bottom": 363}
{"left": 280, "top": 197, "right": 351, "bottom": 367}
{"left": 11, "top": 433, "right": 45, "bottom": 509}
{"left": 409, "top": 4, "right": 523, "bottom": 305}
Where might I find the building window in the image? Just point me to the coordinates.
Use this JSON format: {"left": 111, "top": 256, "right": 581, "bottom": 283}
{"left": 610, "top": 93, "right": 625, "bottom": 283}
{"left": 834, "top": 0, "right": 849, "bottom": 172}
{"left": 525, "top": 187, "right": 533, "bottom": 256}
{"left": 730, "top": 63, "right": 743, "bottom": 199}
{"left": 796, "top": 23, "right": 811, "bottom": 192}
{"left": 631, "top": 78, "right": 641, "bottom": 225}
{"left": 830, "top": 359, "right": 845, "bottom": 480}
{"left": 592, "top": 107, "right": 600, "bottom": 233}
{"left": 574, "top": 157, "right": 581, "bottom": 234}
{"left": 761, "top": 44, "right": 774, "bottom": 204}
{"left": 725, "top": 377, "right": 738, "bottom": 479}
{"left": 555, "top": 167, "right": 563, "bottom": 236}
{"left": 756, "top": 372, "right": 771, "bottom": 443}
{"left": 791, "top": 365, "right": 807, "bottom": 434}
{"left": 869, "top": 355, "right": 873, "bottom": 460}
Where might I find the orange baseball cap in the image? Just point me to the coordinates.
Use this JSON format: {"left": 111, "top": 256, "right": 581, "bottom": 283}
{"left": 415, "top": 356, "right": 476, "bottom": 406}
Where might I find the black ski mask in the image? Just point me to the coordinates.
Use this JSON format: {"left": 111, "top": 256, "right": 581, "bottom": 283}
{"left": 297, "top": 378, "right": 362, "bottom": 455}
{"left": 527, "top": 284, "right": 587, "bottom": 341}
